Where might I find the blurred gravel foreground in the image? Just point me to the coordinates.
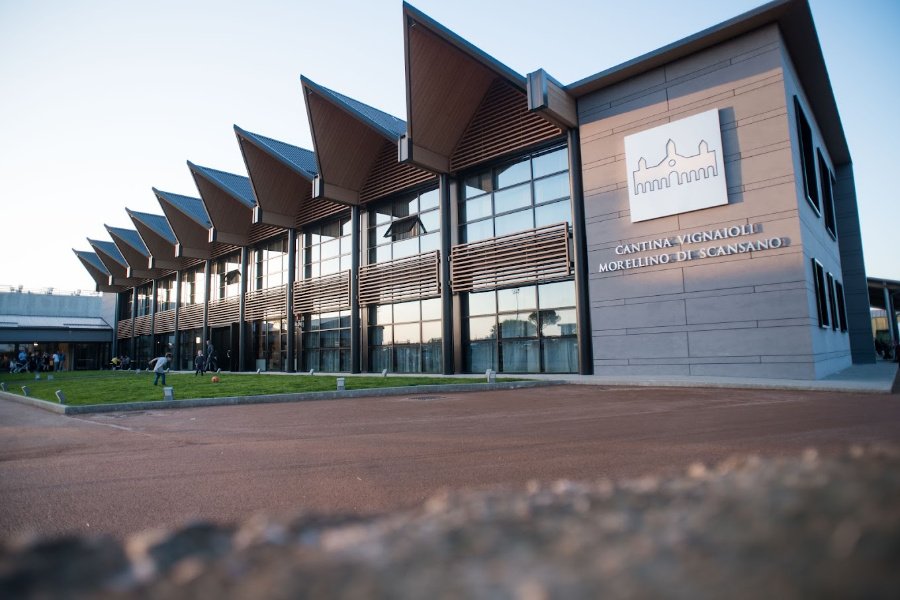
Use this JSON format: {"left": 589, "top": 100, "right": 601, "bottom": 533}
{"left": 2, "top": 446, "right": 899, "bottom": 599}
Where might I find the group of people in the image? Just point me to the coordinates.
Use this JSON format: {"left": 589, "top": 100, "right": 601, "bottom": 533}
{"left": 4, "top": 349, "right": 66, "bottom": 373}
{"left": 874, "top": 339, "right": 900, "bottom": 362}
{"left": 109, "top": 355, "right": 132, "bottom": 370}
{"left": 145, "top": 341, "right": 218, "bottom": 386}
{"left": 193, "top": 341, "right": 217, "bottom": 376}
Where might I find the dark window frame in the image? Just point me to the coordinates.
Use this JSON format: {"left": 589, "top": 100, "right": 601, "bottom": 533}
{"left": 818, "top": 149, "right": 837, "bottom": 239}
{"left": 795, "top": 96, "right": 820, "bottom": 215}
{"left": 834, "top": 280, "right": 848, "bottom": 332}
{"left": 812, "top": 259, "right": 829, "bottom": 328}
{"left": 826, "top": 272, "right": 838, "bottom": 331}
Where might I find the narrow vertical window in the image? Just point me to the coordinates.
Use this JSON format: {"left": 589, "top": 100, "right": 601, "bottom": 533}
{"left": 818, "top": 149, "right": 837, "bottom": 238}
{"left": 835, "top": 280, "right": 848, "bottom": 332}
{"left": 812, "top": 259, "right": 829, "bottom": 328}
{"left": 795, "top": 96, "right": 819, "bottom": 214}
{"left": 826, "top": 272, "right": 838, "bottom": 331}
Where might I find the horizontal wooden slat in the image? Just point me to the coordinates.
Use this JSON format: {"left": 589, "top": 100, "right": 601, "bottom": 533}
{"left": 359, "top": 139, "right": 436, "bottom": 204}
{"left": 294, "top": 271, "right": 350, "bottom": 314}
{"left": 208, "top": 297, "right": 239, "bottom": 327}
{"left": 154, "top": 309, "right": 176, "bottom": 334}
{"left": 450, "top": 223, "right": 571, "bottom": 292}
{"left": 450, "top": 78, "right": 564, "bottom": 172}
{"left": 117, "top": 318, "right": 133, "bottom": 340}
{"left": 245, "top": 286, "right": 287, "bottom": 322}
{"left": 178, "top": 303, "right": 204, "bottom": 331}
{"left": 358, "top": 251, "right": 440, "bottom": 305}
{"left": 133, "top": 314, "right": 153, "bottom": 336}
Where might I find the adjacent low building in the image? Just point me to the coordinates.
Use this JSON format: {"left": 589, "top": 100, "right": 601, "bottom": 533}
{"left": 75, "top": 0, "right": 877, "bottom": 378}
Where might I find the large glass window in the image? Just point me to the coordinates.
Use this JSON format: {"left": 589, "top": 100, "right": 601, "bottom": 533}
{"left": 368, "top": 298, "right": 441, "bottom": 373}
{"left": 180, "top": 265, "right": 206, "bottom": 306}
{"left": 211, "top": 252, "right": 242, "bottom": 299}
{"left": 464, "top": 281, "right": 577, "bottom": 374}
{"left": 251, "top": 236, "right": 288, "bottom": 290}
{"left": 812, "top": 259, "right": 829, "bottom": 328}
{"left": 252, "top": 318, "right": 287, "bottom": 372}
{"left": 818, "top": 149, "right": 837, "bottom": 239}
{"left": 460, "top": 146, "right": 570, "bottom": 243}
{"left": 156, "top": 275, "right": 176, "bottom": 312}
{"left": 135, "top": 284, "right": 152, "bottom": 317}
{"left": 302, "top": 214, "right": 352, "bottom": 279}
{"left": 118, "top": 290, "right": 133, "bottom": 319}
{"left": 302, "top": 310, "right": 350, "bottom": 372}
{"left": 368, "top": 188, "right": 440, "bottom": 264}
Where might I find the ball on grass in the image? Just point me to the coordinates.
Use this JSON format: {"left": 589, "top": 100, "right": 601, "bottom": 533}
{"left": 211, "top": 376, "right": 220, "bottom": 383}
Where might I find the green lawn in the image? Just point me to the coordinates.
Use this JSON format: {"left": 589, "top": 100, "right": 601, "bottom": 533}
{"left": 0, "top": 370, "right": 506, "bottom": 406}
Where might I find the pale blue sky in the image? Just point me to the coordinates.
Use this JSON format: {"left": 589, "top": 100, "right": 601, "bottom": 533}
{"left": 1, "top": 0, "right": 897, "bottom": 292}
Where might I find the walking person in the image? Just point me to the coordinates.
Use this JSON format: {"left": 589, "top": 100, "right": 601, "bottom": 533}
{"left": 205, "top": 340, "right": 217, "bottom": 372}
{"left": 149, "top": 353, "right": 172, "bottom": 386}
{"left": 194, "top": 350, "right": 206, "bottom": 376}
{"left": 52, "top": 351, "right": 60, "bottom": 372}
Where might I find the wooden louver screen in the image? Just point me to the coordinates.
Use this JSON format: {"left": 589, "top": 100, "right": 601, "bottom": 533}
{"left": 296, "top": 194, "right": 346, "bottom": 229}
{"left": 208, "top": 297, "right": 239, "bottom": 327}
{"left": 450, "top": 223, "right": 571, "bottom": 292}
{"left": 153, "top": 309, "right": 176, "bottom": 334}
{"left": 359, "top": 140, "right": 437, "bottom": 204}
{"left": 450, "top": 78, "right": 564, "bottom": 173}
{"left": 244, "top": 286, "right": 287, "bottom": 322}
{"left": 178, "top": 304, "right": 204, "bottom": 331}
{"left": 133, "top": 314, "right": 153, "bottom": 336}
{"left": 358, "top": 251, "right": 440, "bottom": 306}
{"left": 117, "top": 318, "right": 133, "bottom": 340}
{"left": 294, "top": 271, "right": 350, "bottom": 314}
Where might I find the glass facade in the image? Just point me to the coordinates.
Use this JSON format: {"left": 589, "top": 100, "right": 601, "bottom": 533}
{"left": 156, "top": 275, "right": 176, "bottom": 312}
{"left": 180, "top": 265, "right": 206, "bottom": 306}
{"left": 211, "top": 252, "right": 242, "bottom": 299}
{"left": 299, "top": 213, "right": 352, "bottom": 372}
{"left": 459, "top": 145, "right": 577, "bottom": 373}
{"left": 252, "top": 236, "right": 289, "bottom": 290}
{"left": 366, "top": 188, "right": 441, "bottom": 373}
{"left": 251, "top": 318, "right": 287, "bottom": 372}
{"left": 135, "top": 284, "right": 152, "bottom": 317}
{"left": 460, "top": 146, "right": 570, "bottom": 243}
{"left": 302, "top": 311, "right": 350, "bottom": 372}
{"left": 369, "top": 298, "right": 442, "bottom": 373}
{"left": 466, "top": 281, "right": 577, "bottom": 373}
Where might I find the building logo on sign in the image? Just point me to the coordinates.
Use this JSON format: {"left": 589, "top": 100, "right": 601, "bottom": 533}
{"left": 624, "top": 109, "right": 728, "bottom": 222}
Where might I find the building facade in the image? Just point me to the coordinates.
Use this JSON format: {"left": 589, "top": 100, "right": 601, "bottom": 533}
{"left": 75, "top": 0, "right": 874, "bottom": 379}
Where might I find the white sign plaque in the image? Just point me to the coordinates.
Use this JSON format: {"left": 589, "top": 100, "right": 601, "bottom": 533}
{"left": 624, "top": 109, "right": 728, "bottom": 222}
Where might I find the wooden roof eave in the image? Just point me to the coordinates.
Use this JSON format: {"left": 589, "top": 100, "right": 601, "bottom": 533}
{"left": 155, "top": 194, "right": 213, "bottom": 260}
{"left": 234, "top": 128, "right": 314, "bottom": 229}
{"left": 127, "top": 212, "right": 185, "bottom": 271}
{"left": 188, "top": 163, "right": 253, "bottom": 247}
{"left": 400, "top": 3, "right": 527, "bottom": 174}
{"left": 106, "top": 227, "right": 167, "bottom": 280}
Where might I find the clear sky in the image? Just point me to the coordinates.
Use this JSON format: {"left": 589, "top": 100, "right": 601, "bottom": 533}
{"left": 1, "top": 0, "right": 897, "bottom": 293}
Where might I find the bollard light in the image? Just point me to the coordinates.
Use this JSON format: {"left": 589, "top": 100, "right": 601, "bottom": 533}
{"left": 309, "top": 369, "right": 315, "bottom": 375}
{"left": 47, "top": 375, "right": 54, "bottom": 381}
{"left": 381, "top": 368, "right": 388, "bottom": 377}
{"left": 21, "top": 385, "right": 30, "bottom": 397}
{"left": 163, "top": 387, "right": 174, "bottom": 401}
{"left": 55, "top": 390, "right": 66, "bottom": 404}
{"left": 34, "top": 374, "right": 40, "bottom": 380}
{"left": 0, "top": 382, "right": 7, "bottom": 392}
{"left": 336, "top": 377, "right": 345, "bottom": 391}
{"left": 486, "top": 369, "right": 496, "bottom": 383}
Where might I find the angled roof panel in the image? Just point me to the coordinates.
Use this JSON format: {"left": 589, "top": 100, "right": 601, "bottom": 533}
{"left": 128, "top": 210, "right": 177, "bottom": 245}
{"left": 303, "top": 77, "right": 407, "bottom": 140}
{"left": 106, "top": 226, "right": 149, "bottom": 256}
{"left": 235, "top": 126, "right": 318, "bottom": 179}
{"left": 73, "top": 250, "right": 109, "bottom": 275}
{"left": 87, "top": 239, "right": 127, "bottom": 267}
{"left": 188, "top": 163, "right": 256, "bottom": 209}
{"left": 154, "top": 189, "right": 211, "bottom": 228}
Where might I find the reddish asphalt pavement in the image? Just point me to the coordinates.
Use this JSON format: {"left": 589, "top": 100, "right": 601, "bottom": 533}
{"left": 1, "top": 385, "right": 898, "bottom": 540}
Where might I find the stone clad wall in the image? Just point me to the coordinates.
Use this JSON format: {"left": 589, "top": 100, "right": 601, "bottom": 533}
{"left": 578, "top": 25, "right": 835, "bottom": 379}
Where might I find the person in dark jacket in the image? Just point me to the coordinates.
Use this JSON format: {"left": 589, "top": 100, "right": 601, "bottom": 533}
{"left": 194, "top": 351, "right": 206, "bottom": 376}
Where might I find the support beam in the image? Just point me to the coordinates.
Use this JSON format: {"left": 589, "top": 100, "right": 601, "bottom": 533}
{"left": 253, "top": 206, "right": 295, "bottom": 229}
{"left": 885, "top": 286, "right": 898, "bottom": 351}
{"left": 202, "top": 260, "right": 211, "bottom": 363}
{"left": 130, "top": 287, "right": 137, "bottom": 362}
{"left": 311, "top": 176, "right": 360, "bottom": 205}
{"left": 173, "top": 271, "right": 182, "bottom": 369}
{"left": 351, "top": 206, "right": 361, "bottom": 374}
{"left": 568, "top": 128, "right": 594, "bottom": 375}
{"left": 286, "top": 229, "right": 297, "bottom": 372}
{"left": 238, "top": 248, "right": 248, "bottom": 372}
{"left": 527, "top": 69, "right": 578, "bottom": 129}
{"left": 439, "top": 173, "right": 454, "bottom": 374}
{"left": 150, "top": 279, "right": 158, "bottom": 356}
{"left": 398, "top": 135, "right": 450, "bottom": 174}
